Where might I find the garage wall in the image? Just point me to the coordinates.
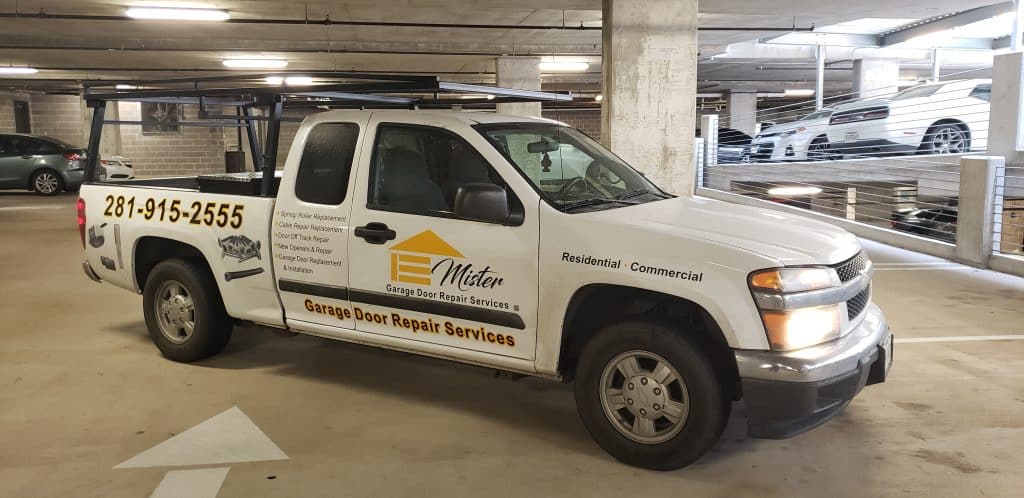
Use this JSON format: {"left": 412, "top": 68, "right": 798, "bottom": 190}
{"left": 0, "top": 94, "right": 15, "bottom": 133}
{"left": 28, "top": 94, "right": 85, "bottom": 145}
{"left": 542, "top": 109, "right": 601, "bottom": 137}
{"left": 116, "top": 102, "right": 233, "bottom": 177}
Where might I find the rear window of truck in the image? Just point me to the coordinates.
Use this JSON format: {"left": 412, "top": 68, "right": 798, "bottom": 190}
{"left": 294, "top": 123, "right": 360, "bottom": 205}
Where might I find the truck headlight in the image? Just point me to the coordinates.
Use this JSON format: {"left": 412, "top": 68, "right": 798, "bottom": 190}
{"left": 750, "top": 267, "right": 839, "bottom": 293}
{"left": 750, "top": 267, "right": 843, "bottom": 351}
{"left": 761, "top": 305, "right": 842, "bottom": 351}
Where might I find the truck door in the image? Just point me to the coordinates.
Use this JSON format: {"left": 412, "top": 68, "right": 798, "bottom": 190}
{"left": 272, "top": 112, "right": 369, "bottom": 331}
{"left": 346, "top": 116, "right": 539, "bottom": 361}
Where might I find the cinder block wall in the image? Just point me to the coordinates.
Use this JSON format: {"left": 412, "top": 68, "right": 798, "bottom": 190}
{"left": 117, "top": 102, "right": 232, "bottom": 177}
{"left": 542, "top": 109, "right": 601, "bottom": 138}
{"left": 0, "top": 93, "right": 16, "bottom": 133}
{"left": 29, "top": 94, "right": 85, "bottom": 145}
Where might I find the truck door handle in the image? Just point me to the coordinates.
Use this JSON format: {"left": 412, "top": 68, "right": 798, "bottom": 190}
{"left": 354, "top": 222, "right": 396, "bottom": 244}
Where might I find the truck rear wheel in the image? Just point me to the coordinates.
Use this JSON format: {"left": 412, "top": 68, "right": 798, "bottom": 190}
{"left": 142, "top": 259, "right": 232, "bottom": 362}
{"left": 574, "top": 320, "right": 730, "bottom": 470}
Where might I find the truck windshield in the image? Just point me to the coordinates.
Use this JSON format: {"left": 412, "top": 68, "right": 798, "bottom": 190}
{"left": 476, "top": 124, "right": 668, "bottom": 212}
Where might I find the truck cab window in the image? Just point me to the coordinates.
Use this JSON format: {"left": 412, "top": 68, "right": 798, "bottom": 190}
{"left": 294, "top": 123, "right": 360, "bottom": 205}
{"left": 369, "top": 124, "right": 507, "bottom": 216}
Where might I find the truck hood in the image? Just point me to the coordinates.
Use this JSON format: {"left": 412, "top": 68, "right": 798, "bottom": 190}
{"left": 597, "top": 196, "right": 860, "bottom": 266}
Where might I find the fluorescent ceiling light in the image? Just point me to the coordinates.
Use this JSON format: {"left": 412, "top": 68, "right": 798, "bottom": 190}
{"left": 266, "top": 76, "right": 314, "bottom": 85}
{"left": 115, "top": 84, "right": 138, "bottom": 90}
{"left": 784, "top": 89, "right": 815, "bottom": 97}
{"left": 0, "top": 67, "right": 38, "bottom": 74}
{"left": 767, "top": 186, "right": 823, "bottom": 196}
{"left": 125, "top": 7, "right": 230, "bottom": 21}
{"left": 224, "top": 58, "right": 288, "bottom": 69}
{"left": 538, "top": 60, "right": 590, "bottom": 72}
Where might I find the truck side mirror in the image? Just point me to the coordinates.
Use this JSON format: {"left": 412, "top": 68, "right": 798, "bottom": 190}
{"left": 454, "top": 183, "right": 511, "bottom": 224}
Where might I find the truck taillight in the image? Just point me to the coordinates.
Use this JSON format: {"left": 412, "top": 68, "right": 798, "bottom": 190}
{"left": 77, "top": 197, "right": 86, "bottom": 249}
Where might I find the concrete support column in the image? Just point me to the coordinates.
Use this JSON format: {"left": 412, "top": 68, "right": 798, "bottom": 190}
{"left": 601, "top": 0, "right": 698, "bottom": 195}
{"left": 851, "top": 58, "right": 900, "bottom": 99}
{"left": 725, "top": 91, "right": 757, "bottom": 136}
{"left": 956, "top": 156, "right": 1004, "bottom": 267}
{"left": 495, "top": 56, "right": 542, "bottom": 117}
{"left": 987, "top": 51, "right": 1024, "bottom": 162}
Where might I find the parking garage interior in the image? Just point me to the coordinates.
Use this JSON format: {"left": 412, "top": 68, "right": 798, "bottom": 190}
{"left": 1, "top": 1, "right": 1023, "bottom": 497}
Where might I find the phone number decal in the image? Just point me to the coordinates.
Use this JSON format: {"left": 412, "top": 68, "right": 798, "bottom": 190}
{"left": 103, "top": 195, "right": 244, "bottom": 228}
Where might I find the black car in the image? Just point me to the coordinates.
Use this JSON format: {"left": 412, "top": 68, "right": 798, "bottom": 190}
{"left": 716, "top": 128, "right": 753, "bottom": 164}
{"left": 891, "top": 207, "right": 957, "bottom": 243}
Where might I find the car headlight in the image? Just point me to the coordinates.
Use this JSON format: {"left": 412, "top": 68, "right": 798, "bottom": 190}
{"left": 760, "top": 305, "right": 842, "bottom": 350}
{"left": 750, "top": 267, "right": 840, "bottom": 293}
{"left": 750, "top": 267, "right": 843, "bottom": 351}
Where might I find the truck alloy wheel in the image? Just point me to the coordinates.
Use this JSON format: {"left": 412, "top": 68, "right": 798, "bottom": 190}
{"left": 599, "top": 350, "right": 689, "bottom": 444}
{"left": 154, "top": 279, "right": 196, "bottom": 344}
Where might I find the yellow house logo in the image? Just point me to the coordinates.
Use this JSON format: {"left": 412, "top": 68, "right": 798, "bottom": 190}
{"left": 389, "top": 230, "right": 464, "bottom": 286}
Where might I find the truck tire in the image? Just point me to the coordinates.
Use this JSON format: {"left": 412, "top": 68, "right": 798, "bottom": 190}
{"left": 574, "top": 320, "right": 730, "bottom": 470}
{"left": 142, "top": 259, "right": 233, "bottom": 362}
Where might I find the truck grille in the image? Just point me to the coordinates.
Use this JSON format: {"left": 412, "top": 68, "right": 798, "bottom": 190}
{"left": 835, "top": 252, "right": 868, "bottom": 282}
{"left": 833, "top": 252, "right": 871, "bottom": 320}
{"left": 846, "top": 286, "right": 870, "bottom": 320}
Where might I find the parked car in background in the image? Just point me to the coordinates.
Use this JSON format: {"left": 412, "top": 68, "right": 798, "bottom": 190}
{"left": 101, "top": 155, "right": 135, "bottom": 181}
{"left": 716, "top": 128, "right": 753, "bottom": 164}
{"left": 750, "top": 108, "right": 833, "bottom": 162}
{"left": 0, "top": 133, "right": 88, "bottom": 195}
{"left": 891, "top": 207, "right": 958, "bottom": 243}
{"left": 827, "top": 79, "right": 991, "bottom": 158}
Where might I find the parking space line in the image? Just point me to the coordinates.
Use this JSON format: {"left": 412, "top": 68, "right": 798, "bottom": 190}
{"left": 0, "top": 205, "right": 65, "bottom": 211}
{"left": 896, "top": 335, "right": 1024, "bottom": 344}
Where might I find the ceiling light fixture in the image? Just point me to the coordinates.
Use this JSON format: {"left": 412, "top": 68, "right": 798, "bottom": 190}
{"left": 0, "top": 67, "right": 38, "bottom": 75}
{"left": 223, "top": 58, "right": 288, "bottom": 69}
{"left": 767, "top": 186, "right": 823, "bottom": 196}
{"left": 538, "top": 60, "right": 590, "bottom": 72}
{"left": 125, "top": 7, "right": 230, "bottom": 21}
{"left": 265, "top": 76, "right": 314, "bottom": 85}
{"left": 116, "top": 84, "right": 138, "bottom": 90}
{"left": 784, "top": 89, "right": 815, "bottom": 97}
{"left": 594, "top": 94, "right": 603, "bottom": 102}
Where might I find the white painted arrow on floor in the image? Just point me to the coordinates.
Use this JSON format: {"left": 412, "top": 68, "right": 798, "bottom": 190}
{"left": 115, "top": 406, "right": 288, "bottom": 497}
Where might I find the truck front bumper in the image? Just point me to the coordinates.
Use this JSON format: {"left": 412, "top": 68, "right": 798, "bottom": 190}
{"left": 734, "top": 303, "right": 892, "bottom": 438}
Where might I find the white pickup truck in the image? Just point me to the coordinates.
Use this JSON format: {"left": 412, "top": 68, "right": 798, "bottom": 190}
{"left": 78, "top": 109, "right": 892, "bottom": 470}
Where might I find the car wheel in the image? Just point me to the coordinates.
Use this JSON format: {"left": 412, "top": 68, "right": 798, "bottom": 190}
{"left": 921, "top": 124, "right": 970, "bottom": 154}
{"left": 807, "top": 136, "right": 830, "bottom": 161}
{"left": 29, "top": 169, "right": 63, "bottom": 196}
{"left": 574, "top": 320, "right": 730, "bottom": 470}
{"left": 142, "top": 259, "right": 233, "bottom": 362}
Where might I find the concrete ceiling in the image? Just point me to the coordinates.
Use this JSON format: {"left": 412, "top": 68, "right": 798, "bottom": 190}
{"left": 0, "top": 0, "right": 1004, "bottom": 95}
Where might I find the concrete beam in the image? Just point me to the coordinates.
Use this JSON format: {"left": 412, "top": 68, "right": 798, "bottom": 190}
{"left": 881, "top": 2, "right": 1014, "bottom": 46}
{"left": 601, "top": 0, "right": 698, "bottom": 195}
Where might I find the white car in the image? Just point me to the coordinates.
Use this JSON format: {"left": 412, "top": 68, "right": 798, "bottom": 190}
{"left": 827, "top": 79, "right": 991, "bottom": 158}
{"left": 750, "top": 109, "right": 833, "bottom": 162}
{"left": 100, "top": 155, "right": 135, "bottom": 181}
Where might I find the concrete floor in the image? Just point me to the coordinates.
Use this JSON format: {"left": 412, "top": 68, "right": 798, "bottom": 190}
{"left": 1, "top": 192, "right": 1022, "bottom": 498}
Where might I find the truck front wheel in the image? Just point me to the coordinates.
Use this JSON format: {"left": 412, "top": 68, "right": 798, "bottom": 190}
{"left": 142, "top": 259, "right": 233, "bottom": 362}
{"left": 574, "top": 320, "right": 730, "bottom": 470}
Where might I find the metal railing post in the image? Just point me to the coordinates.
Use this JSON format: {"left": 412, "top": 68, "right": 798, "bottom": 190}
{"left": 956, "top": 156, "right": 1004, "bottom": 268}
{"left": 700, "top": 114, "right": 719, "bottom": 188}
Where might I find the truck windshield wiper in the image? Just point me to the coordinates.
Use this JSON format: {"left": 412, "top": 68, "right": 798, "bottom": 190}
{"left": 617, "top": 188, "right": 671, "bottom": 201}
{"left": 561, "top": 197, "right": 641, "bottom": 211}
